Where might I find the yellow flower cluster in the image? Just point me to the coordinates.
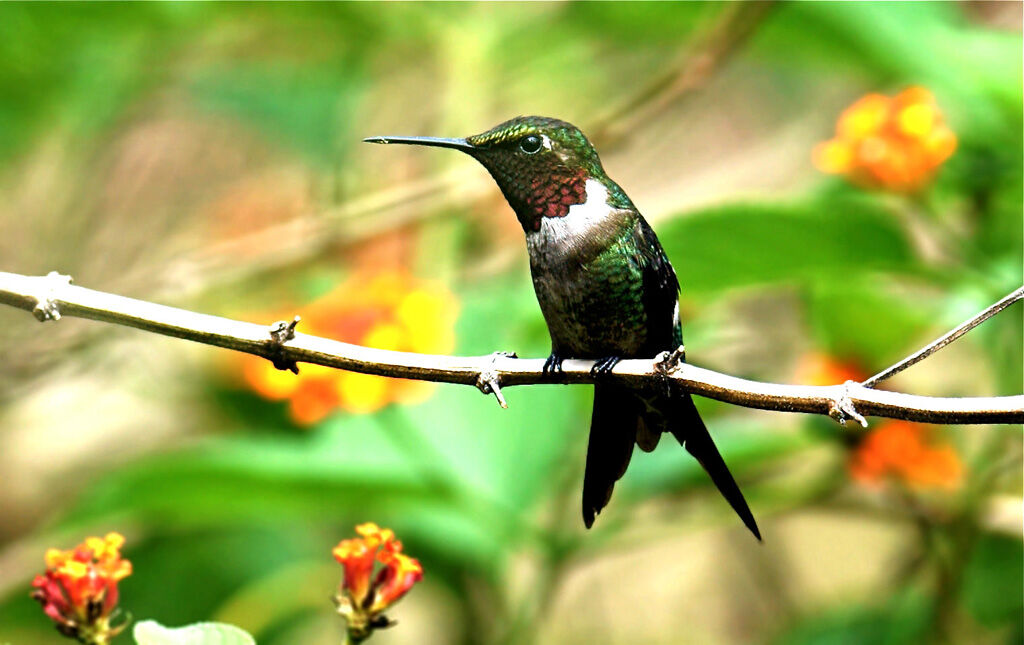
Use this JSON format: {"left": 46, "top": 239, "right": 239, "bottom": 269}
{"left": 814, "top": 87, "right": 956, "bottom": 192}
{"left": 242, "top": 270, "right": 458, "bottom": 424}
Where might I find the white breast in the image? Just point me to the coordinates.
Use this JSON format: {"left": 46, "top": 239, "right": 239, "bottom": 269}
{"left": 526, "top": 178, "right": 612, "bottom": 257}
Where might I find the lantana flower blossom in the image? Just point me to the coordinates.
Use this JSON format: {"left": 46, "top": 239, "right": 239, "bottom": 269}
{"left": 796, "top": 353, "right": 964, "bottom": 491}
{"left": 31, "top": 532, "right": 132, "bottom": 644}
{"left": 814, "top": 87, "right": 956, "bottom": 192}
{"left": 795, "top": 352, "right": 868, "bottom": 387}
{"left": 241, "top": 270, "right": 458, "bottom": 424}
{"left": 332, "top": 523, "right": 423, "bottom": 642}
{"left": 849, "top": 420, "right": 964, "bottom": 490}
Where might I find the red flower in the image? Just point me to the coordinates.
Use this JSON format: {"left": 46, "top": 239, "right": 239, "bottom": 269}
{"left": 795, "top": 352, "right": 868, "bottom": 386}
{"left": 332, "top": 523, "right": 423, "bottom": 641}
{"left": 31, "top": 533, "right": 131, "bottom": 644}
{"left": 371, "top": 550, "right": 423, "bottom": 613}
{"left": 849, "top": 421, "right": 964, "bottom": 490}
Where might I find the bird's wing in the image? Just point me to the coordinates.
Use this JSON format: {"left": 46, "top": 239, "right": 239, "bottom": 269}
{"left": 635, "top": 216, "right": 682, "bottom": 354}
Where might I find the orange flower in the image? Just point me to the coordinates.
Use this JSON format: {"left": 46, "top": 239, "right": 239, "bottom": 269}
{"left": 31, "top": 532, "right": 132, "bottom": 643}
{"left": 814, "top": 87, "right": 957, "bottom": 192}
{"left": 241, "top": 270, "right": 459, "bottom": 424}
{"left": 795, "top": 352, "right": 868, "bottom": 386}
{"left": 849, "top": 420, "right": 964, "bottom": 490}
{"left": 371, "top": 551, "right": 424, "bottom": 613}
{"left": 332, "top": 523, "right": 423, "bottom": 641}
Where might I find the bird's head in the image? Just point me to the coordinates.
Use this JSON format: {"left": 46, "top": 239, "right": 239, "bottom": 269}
{"left": 366, "top": 116, "right": 622, "bottom": 232}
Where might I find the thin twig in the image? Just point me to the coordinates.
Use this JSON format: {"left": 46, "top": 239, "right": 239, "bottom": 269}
{"left": 0, "top": 271, "right": 1021, "bottom": 425}
{"left": 862, "top": 286, "right": 1024, "bottom": 388}
{"left": 588, "top": 1, "right": 777, "bottom": 147}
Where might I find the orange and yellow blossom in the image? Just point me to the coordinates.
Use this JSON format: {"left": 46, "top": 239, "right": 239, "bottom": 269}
{"left": 814, "top": 87, "right": 956, "bottom": 192}
{"left": 795, "top": 352, "right": 868, "bottom": 386}
{"left": 332, "top": 523, "right": 423, "bottom": 641}
{"left": 241, "top": 270, "right": 458, "bottom": 424}
{"left": 794, "top": 355, "right": 963, "bottom": 491}
{"left": 371, "top": 550, "right": 423, "bottom": 613}
{"left": 31, "top": 532, "right": 132, "bottom": 644}
{"left": 849, "top": 420, "right": 964, "bottom": 490}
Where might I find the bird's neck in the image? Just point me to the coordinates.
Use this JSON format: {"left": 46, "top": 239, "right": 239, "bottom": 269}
{"left": 524, "top": 176, "right": 637, "bottom": 264}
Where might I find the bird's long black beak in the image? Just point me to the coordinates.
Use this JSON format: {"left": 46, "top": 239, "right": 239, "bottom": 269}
{"left": 362, "top": 135, "right": 477, "bottom": 152}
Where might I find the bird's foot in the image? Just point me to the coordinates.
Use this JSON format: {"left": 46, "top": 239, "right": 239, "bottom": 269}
{"left": 654, "top": 345, "right": 686, "bottom": 396}
{"left": 655, "top": 345, "right": 686, "bottom": 373}
{"left": 542, "top": 351, "right": 564, "bottom": 376}
{"left": 590, "top": 355, "right": 621, "bottom": 376}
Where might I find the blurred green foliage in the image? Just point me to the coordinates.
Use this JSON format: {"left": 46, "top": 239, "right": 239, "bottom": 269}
{"left": 0, "top": 3, "right": 1020, "bottom": 645}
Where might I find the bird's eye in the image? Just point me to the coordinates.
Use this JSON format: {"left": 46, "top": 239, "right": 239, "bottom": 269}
{"left": 519, "top": 135, "right": 542, "bottom": 154}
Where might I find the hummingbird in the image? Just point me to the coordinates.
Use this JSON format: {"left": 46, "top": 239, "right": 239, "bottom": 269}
{"left": 365, "top": 116, "right": 760, "bottom": 539}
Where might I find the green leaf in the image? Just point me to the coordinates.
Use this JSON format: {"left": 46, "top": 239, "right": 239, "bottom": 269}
{"left": 804, "top": 279, "right": 939, "bottom": 368}
{"left": 622, "top": 419, "right": 813, "bottom": 500}
{"left": 55, "top": 426, "right": 440, "bottom": 530}
{"left": 960, "top": 534, "right": 1024, "bottom": 628}
{"left": 772, "top": 593, "right": 929, "bottom": 645}
{"left": 754, "top": 2, "right": 1022, "bottom": 153}
{"left": 560, "top": 1, "right": 710, "bottom": 46}
{"left": 134, "top": 620, "right": 255, "bottom": 645}
{"left": 658, "top": 195, "right": 916, "bottom": 296}
{"left": 189, "top": 61, "right": 364, "bottom": 165}
{"left": 120, "top": 527, "right": 326, "bottom": 631}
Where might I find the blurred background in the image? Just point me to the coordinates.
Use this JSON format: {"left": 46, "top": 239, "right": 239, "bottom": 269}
{"left": 0, "top": 2, "right": 1021, "bottom": 644}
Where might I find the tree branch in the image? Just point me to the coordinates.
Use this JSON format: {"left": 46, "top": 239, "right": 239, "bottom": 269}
{"left": 1, "top": 271, "right": 1021, "bottom": 425}
{"left": 862, "top": 286, "right": 1024, "bottom": 388}
{"left": 588, "top": 1, "right": 778, "bottom": 147}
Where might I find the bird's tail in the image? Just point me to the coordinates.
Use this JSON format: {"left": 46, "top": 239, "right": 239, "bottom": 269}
{"left": 581, "top": 384, "right": 761, "bottom": 540}
{"left": 669, "top": 393, "right": 761, "bottom": 540}
{"left": 581, "top": 383, "right": 638, "bottom": 529}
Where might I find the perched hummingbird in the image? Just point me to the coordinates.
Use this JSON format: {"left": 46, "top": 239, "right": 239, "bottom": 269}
{"left": 365, "top": 116, "right": 760, "bottom": 539}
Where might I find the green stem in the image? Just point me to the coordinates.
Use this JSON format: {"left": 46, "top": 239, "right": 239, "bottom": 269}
{"left": 342, "top": 631, "right": 367, "bottom": 645}
{"left": 921, "top": 427, "right": 1014, "bottom": 643}
{"left": 74, "top": 616, "right": 116, "bottom": 645}
{"left": 497, "top": 428, "right": 586, "bottom": 645}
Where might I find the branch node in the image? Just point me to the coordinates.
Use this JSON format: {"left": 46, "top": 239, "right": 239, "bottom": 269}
{"left": 31, "top": 271, "right": 73, "bottom": 322}
{"left": 266, "top": 316, "right": 301, "bottom": 374}
{"left": 655, "top": 345, "right": 686, "bottom": 396}
{"left": 477, "top": 352, "right": 515, "bottom": 409}
{"left": 829, "top": 381, "right": 868, "bottom": 427}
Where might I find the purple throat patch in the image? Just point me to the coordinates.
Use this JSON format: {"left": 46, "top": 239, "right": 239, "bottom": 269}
{"left": 526, "top": 170, "right": 587, "bottom": 230}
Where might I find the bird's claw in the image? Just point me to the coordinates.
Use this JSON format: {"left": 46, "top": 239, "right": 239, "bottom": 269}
{"left": 654, "top": 345, "right": 686, "bottom": 397}
{"left": 590, "top": 356, "right": 621, "bottom": 375}
{"left": 655, "top": 345, "right": 686, "bottom": 374}
{"left": 543, "top": 352, "right": 564, "bottom": 376}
